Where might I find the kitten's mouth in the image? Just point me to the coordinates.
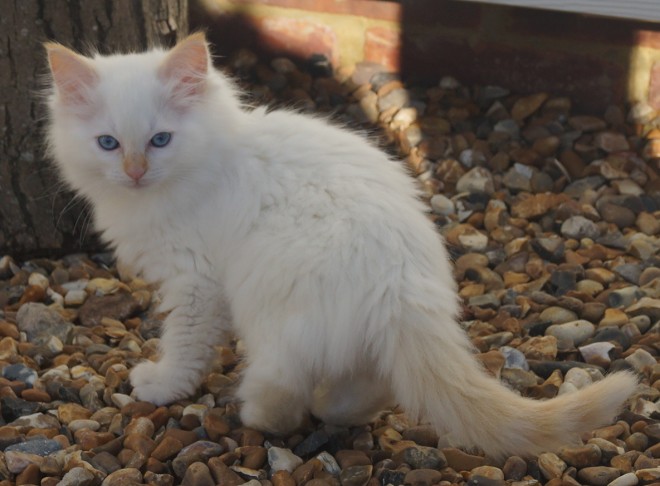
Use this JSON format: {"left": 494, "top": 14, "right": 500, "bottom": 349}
{"left": 125, "top": 178, "right": 150, "bottom": 189}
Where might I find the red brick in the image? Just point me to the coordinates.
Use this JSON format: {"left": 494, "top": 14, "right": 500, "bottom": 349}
{"left": 636, "top": 30, "right": 660, "bottom": 50}
{"left": 364, "top": 26, "right": 400, "bottom": 71}
{"left": 255, "top": 16, "right": 338, "bottom": 64}
{"left": 225, "top": 0, "right": 401, "bottom": 21}
{"left": 650, "top": 61, "right": 660, "bottom": 110}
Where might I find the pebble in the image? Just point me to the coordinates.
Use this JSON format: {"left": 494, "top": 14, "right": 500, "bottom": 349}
{"left": 545, "top": 320, "right": 595, "bottom": 348}
{"left": 624, "top": 348, "right": 656, "bottom": 373}
{"left": 392, "top": 445, "right": 447, "bottom": 470}
{"left": 16, "top": 302, "right": 73, "bottom": 345}
{"left": 579, "top": 341, "right": 615, "bottom": 366}
{"left": 577, "top": 466, "right": 620, "bottom": 486}
{"left": 558, "top": 443, "right": 602, "bottom": 468}
{"left": 182, "top": 462, "right": 215, "bottom": 486}
{"left": 430, "top": 194, "right": 455, "bottom": 215}
{"left": 441, "top": 448, "right": 485, "bottom": 472}
{"left": 537, "top": 452, "right": 567, "bottom": 480}
{"left": 58, "top": 466, "right": 98, "bottom": 486}
{"left": 608, "top": 472, "right": 639, "bottom": 486}
{"left": 268, "top": 446, "right": 304, "bottom": 472}
{"left": 561, "top": 216, "right": 600, "bottom": 240}
{"left": 340, "top": 464, "right": 373, "bottom": 486}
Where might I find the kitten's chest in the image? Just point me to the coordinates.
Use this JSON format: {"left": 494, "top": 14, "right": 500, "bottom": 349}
{"left": 102, "top": 212, "right": 210, "bottom": 283}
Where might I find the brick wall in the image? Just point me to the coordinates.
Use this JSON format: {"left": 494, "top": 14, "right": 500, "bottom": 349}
{"left": 193, "top": 0, "right": 660, "bottom": 113}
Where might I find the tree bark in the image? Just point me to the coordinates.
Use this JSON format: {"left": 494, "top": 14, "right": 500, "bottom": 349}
{"left": 0, "top": 0, "right": 188, "bottom": 258}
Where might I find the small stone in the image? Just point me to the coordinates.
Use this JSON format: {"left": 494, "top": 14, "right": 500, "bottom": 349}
{"left": 377, "top": 88, "right": 409, "bottom": 112}
{"left": 110, "top": 393, "right": 134, "bottom": 408}
{"left": 6, "top": 438, "right": 61, "bottom": 460}
{"left": 539, "top": 306, "right": 578, "bottom": 324}
{"left": 546, "top": 320, "right": 595, "bottom": 349}
{"left": 568, "top": 115, "right": 607, "bottom": 132}
{"left": 625, "top": 432, "right": 649, "bottom": 451}
{"left": 268, "top": 447, "right": 304, "bottom": 473}
{"left": 579, "top": 342, "right": 615, "bottom": 367}
{"left": 456, "top": 167, "right": 495, "bottom": 195}
{"left": 561, "top": 216, "right": 600, "bottom": 240}
{"left": 469, "top": 465, "right": 505, "bottom": 486}
{"left": 58, "top": 466, "right": 97, "bottom": 486}
{"left": 627, "top": 297, "right": 660, "bottom": 320}
{"left": 10, "top": 412, "right": 60, "bottom": 429}
{"left": 537, "top": 452, "right": 567, "bottom": 480}
{"left": 441, "top": 448, "right": 485, "bottom": 472}
{"left": 64, "top": 289, "right": 87, "bottom": 306}
{"left": 594, "top": 131, "right": 629, "bottom": 152}
{"left": 340, "top": 465, "right": 372, "bottom": 486}
{"left": 625, "top": 348, "right": 656, "bottom": 373}
{"left": 577, "top": 466, "right": 620, "bottom": 486}
{"left": 599, "top": 203, "right": 636, "bottom": 229}
{"left": 558, "top": 443, "right": 601, "bottom": 468}
{"left": 16, "top": 302, "right": 73, "bottom": 345}
{"left": 607, "top": 472, "right": 638, "bottom": 486}
{"left": 532, "top": 235, "right": 565, "bottom": 263}
{"left": 2, "top": 364, "right": 37, "bottom": 387}
{"left": 335, "top": 450, "right": 370, "bottom": 469}
{"left": 208, "top": 457, "right": 244, "bottom": 486}
{"left": 502, "top": 455, "right": 526, "bottom": 480}
{"left": 518, "top": 335, "right": 558, "bottom": 360}
{"left": 4, "top": 450, "right": 43, "bottom": 474}
{"left": 404, "top": 468, "right": 442, "bottom": 486}
{"left": 635, "top": 468, "right": 660, "bottom": 483}
{"left": 79, "top": 293, "right": 140, "bottom": 327}
{"left": 181, "top": 462, "right": 215, "bottom": 486}
{"left": 58, "top": 402, "right": 92, "bottom": 424}
{"left": 292, "top": 459, "right": 324, "bottom": 484}
{"left": 636, "top": 212, "right": 660, "bottom": 235}
{"left": 172, "top": 441, "right": 224, "bottom": 478}
{"left": 512, "top": 93, "right": 548, "bottom": 121}
{"left": 392, "top": 446, "right": 447, "bottom": 470}
{"left": 429, "top": 194, "right": 455, "bottom": 216}
{"left": 90, "top": 450, "right": 122, "bottom": 474}
{"left": 315, "top": 451, "right": 341, "bottom": 476}
{"left": 151, "top": 436, "right": 184, "bottom": 462}
{"left": 294, "top": 429, "right": 329, "bottom": 456}
{"left": 102, "top": 467, "right": 142, "bottom": 485}
{"left": 500, "top": 346, "right": 529, "bottom": 371}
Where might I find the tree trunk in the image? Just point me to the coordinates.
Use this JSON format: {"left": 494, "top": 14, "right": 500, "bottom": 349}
{"left": 0, "top": 0, "right": 188, "bottom": 258}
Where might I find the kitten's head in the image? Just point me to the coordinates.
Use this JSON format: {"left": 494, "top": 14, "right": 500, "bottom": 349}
{"left": 45, "top": 33, "right": 225, "bottom": 197}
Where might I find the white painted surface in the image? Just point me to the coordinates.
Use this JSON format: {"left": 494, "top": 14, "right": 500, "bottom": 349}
{"left": 460, "top": 0, "right": 660, "bottom": 23}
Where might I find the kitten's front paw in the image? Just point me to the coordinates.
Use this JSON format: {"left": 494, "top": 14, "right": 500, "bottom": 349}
{"left": 130, "top": 360, "right": 197, "bottom": 405}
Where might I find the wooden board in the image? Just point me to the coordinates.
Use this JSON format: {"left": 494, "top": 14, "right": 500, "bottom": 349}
{"left": 459, "top": 0, "right": 660, "bottom": 23}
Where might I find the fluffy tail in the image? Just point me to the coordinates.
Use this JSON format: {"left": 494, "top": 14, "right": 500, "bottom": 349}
{"left": 386, "top": 304, "right": 638, "bottom": 459}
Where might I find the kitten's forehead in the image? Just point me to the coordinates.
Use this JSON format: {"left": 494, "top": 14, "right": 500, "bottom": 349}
{"left": 91, "top": 50, "right": 173, "bottom": 140}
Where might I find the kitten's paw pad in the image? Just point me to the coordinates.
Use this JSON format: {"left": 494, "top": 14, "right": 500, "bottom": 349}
{"left": 129, "top": 361, "right": 195, "bottom": 406}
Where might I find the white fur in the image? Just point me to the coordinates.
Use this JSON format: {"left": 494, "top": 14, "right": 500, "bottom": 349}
{"left": 46, "top": 37, "right": 637, "bottom": 458}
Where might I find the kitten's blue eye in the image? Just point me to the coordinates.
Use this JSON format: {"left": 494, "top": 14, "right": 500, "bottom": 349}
{"left": 150, "top": 132, "right": 172, "bottom": 148}
{"left": 97, "top": 135, "right": 119, "bottom": 151}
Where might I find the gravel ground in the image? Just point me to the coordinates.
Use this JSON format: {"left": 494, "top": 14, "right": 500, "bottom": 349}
{"left": 0, "top": 53, "right": 658, "bottom": 486}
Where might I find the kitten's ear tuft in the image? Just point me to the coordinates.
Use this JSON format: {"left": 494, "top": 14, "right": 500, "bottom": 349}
{"left": 159, "top": 33, "right": 210, "bottom": 100}
{"left": 45, "top": 43, "right": 98, "bottom": 106}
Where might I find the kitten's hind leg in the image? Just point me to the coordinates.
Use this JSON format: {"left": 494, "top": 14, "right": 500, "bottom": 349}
{"left": 237, "top": 352, "right": 311, "bottom": 435}
{"left": 311, "top": 373, "right": 393, "bottom": 426}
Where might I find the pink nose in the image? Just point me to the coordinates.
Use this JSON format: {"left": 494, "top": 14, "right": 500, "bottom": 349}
{"left": 125, "top": 165, "right": 147, "bottom": 181}
{"left": 123, "top": 155, "right": 148, "bottom": 181}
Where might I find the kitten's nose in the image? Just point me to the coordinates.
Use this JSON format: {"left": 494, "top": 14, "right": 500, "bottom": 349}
{"left": 123, "top": 154, "right": 148, "bottom": 181}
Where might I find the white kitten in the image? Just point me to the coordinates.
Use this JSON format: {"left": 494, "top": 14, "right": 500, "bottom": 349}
{"left": 45, "top": 34, "right": 637, "bottom": 458}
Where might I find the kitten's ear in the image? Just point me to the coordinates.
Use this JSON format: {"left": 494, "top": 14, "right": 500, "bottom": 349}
{"left": 159, "top": 32, "right": 210, "bottom": 101}
{"left": 45, "top": 43, "right": 98, "bottom": 106}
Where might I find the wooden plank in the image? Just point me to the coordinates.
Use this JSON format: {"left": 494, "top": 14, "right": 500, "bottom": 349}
{"left": 459, "top": 0, "right": 660, "bottom": 23}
